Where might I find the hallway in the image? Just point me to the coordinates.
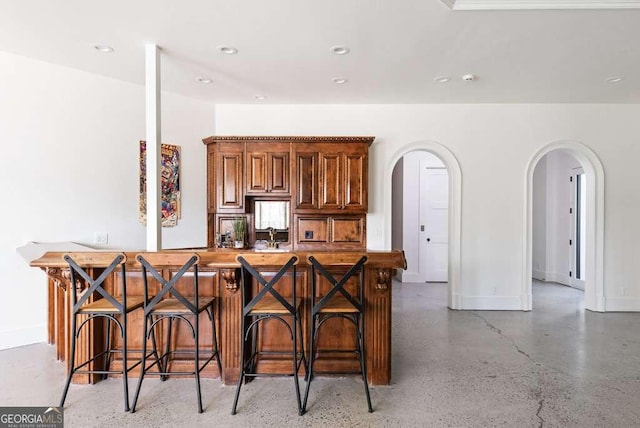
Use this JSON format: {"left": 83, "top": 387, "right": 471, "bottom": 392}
{"left": 2, "top": 281, "right": 639, "bottom": 427}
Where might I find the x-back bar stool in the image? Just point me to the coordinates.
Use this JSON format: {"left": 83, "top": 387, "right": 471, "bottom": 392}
{"left": 302, "top": 253, "right": 372, "bottom": 413}
{"left": 131, "top": 252, "right": 222, "bottom": 413}
{"left": 60, "top": 252, "right": 144, "bottom": 412}
{"left": 232, "top": 253, "right": 307, "bottom": 416}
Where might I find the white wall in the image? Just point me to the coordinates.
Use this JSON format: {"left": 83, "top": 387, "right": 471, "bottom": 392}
{"left": 0, "top": 51, "right": 215, "bottom": 349}
{"left": 214, "top": 104, "right": 640, "bottom": 310}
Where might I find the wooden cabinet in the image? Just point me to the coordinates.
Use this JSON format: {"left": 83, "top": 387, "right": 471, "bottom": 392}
{"left": 246, "top": 142, "right": 290, "bottom": 195}
{"left": 294, "top": 142, "right": 368, "bottom": 213}
{"left": 216, "top": 142, "right": 244, "bottom": 212}
{"left": 203, "top": 136, "right": 373, "bottom": 250}
{"left": 318, "top": 147, "right": 367, "bottom": 212}
{"left": 293, "top": 150, "right": 318, "bottom": 211}
{"left": 294, "top": 214, "right": 365, "bottom": 249}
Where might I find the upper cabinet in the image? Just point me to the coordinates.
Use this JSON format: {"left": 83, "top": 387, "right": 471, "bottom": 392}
{"left": 318, "top": 145, "right": 368, "bottom": 212}
{"left": 295, "top": 142, "right": 368, "bottom": 213}
{"left": 246, "top": 142, "right": 291, "bottom": 195}
{"left": 203, "top": 136, "right": 374, "bottom": 248}
{"left": 215, "top": 142, "right": 244, "bottom": 212}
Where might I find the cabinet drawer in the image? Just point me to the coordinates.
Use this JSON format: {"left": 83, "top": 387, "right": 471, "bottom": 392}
{"left": 296, "top": 217, "right": 329, "bottom": 243}
{"left": 331, "top": 217, "right": 364, "bottom": 244}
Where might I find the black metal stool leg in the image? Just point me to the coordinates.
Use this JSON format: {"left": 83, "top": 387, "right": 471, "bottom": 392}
{"left": 59, "top": 314, "right": 78, "bottom": 407}
{"left": 194, "top": 313, "right": 203, "bottom": 413}
{"left": 122, "top": 313, "right": 130, "bottom": 412}
{"left": 130, "top": 314, "right": 149, "bottom": 413}
{"left": 357, "top": 315, "right": 373, "bottom": 413}
{"left": 231, "top": 315, "right": 246, "bottom": 415}
{"left": 302, "top": 313, "right": 316, "bottom": 412}
{"left": 162, "top": 317, "right": 173, "bottom": 381}
{"left": 209, "top": 306, "right": 222, "bottom": 375}
{"left": 293, "top": 311, "right": 302, "bottom": 415}
{"left": 103, "top": 318, "right": 112, "bottom": 381}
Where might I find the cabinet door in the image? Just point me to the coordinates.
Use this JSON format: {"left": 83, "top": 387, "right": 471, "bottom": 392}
{"left": 207, "top": 145, "right": 216, "bottom": 213}
{"left": 343, "top": 151, "right": 367, "bottom": 211}
{"left": 319, "top": 152, "right": 343, "bottom": 210}
{"left": 216, "top": 144, "right": 244, "bottom": 211}
{"left": 268, "top": 152, "right": 290, "bottom": 194}
{"left": 246, "top": 151, "right": 268, "bottom": 194}
{"left": 246, "top": 143, "right": 290, "bottom": 195}
{"left": 294, "top": 151, "right": 318, "bottom": 211}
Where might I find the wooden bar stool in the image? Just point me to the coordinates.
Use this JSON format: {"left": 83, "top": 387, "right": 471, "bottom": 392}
{"left": 232, "top": 253, "right": 307, "bottom": 416}
{"left": 131, "top": 252, "right": 222, "bottom": 413}
{"left": 60, "top": 252, "right": 144, "bottom": 412}
{"left": 302, "top": 253, "right": 372, "bottom": 413}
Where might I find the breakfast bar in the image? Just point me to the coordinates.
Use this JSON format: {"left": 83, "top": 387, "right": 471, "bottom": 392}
{"left": 31, "top": 249, "right": 406, "bottom": 386}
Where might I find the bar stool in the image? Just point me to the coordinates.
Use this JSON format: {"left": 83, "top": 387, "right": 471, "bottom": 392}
{"left": 302, "top": 254, "right": 372, "bottom": 413}
{"left": 232, "top": 254, "right": 307, "bottom": 416}
{"left": 60, "top": 252, "right": 143, "bottom": 412}
{"left": 131, "top": 253, "right": 222, "bottom": 414}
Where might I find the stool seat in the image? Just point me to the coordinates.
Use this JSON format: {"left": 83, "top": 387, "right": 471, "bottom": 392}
{"left": 152, "top": 297, "right": 215, "bottom": 314}
{"left": 317, "top": 296, "right": 359, "bottom": 314}
{"left": 249, "top": 296, "right": 303, "bottom": 315}
{"left": 78, "top": 296, "right": 144, "bottom": 314}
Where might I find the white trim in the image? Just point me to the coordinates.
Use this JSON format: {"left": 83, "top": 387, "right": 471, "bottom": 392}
{"left": 460, "top": 295, "right": 522, "bottom": 310}
{"left": 605, "top": 298, "right": 640, "bottom": 312}
{"left": 524, "top": 140, "right": 605, "bottom": 312}
{"left": 532, "top": 269, "right": 546, "bottom": 281}
{"left": 0, "top": 325, "right": 47, "bottom": 350}
{"left": 400, "top": 272, "right": 426, "bottom": 283}
{"left": 384, "top": 141, "right": 462, "bottom": 309}
{"left": 442, "top": 0, "right": 640, "bottom": 10}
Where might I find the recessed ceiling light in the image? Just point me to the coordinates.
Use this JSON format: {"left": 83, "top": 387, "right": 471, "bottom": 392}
{"left": 219, "top": 46, "right": 238, "bottom": 55}
{"left": 332, "top": 77, "right": 348, "bottom": 84}
{"left": 94, "top": 45, "right": 114, "bottom": 53}
{"left": 434, "top": 76, "right": 450, "bottom": 83}
{"left": 606, "top": 76, "right": 624, "bottom": 84}
{"left": 330, "top": 46, "right": 350, "bottom": 55}
{"left": 196, "top": 77, "right": 213, "bottom": 84}
{"left": 255, "top": 95, "right": 266, "bottom": 100}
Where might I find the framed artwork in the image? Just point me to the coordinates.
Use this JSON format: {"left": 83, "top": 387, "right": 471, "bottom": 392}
{"left": 139, "top": 141, "right": 181, "bottom": 227}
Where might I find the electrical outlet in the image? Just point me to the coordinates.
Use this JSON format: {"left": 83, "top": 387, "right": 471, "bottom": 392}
{"left": 622, "top": 287, "right": 629, "bottom": 297}
{"left": 305, "top": 231, "right": 313, "bottom": 239}
{"left": 93, "top": 232, "right": 108, "bottom": 245}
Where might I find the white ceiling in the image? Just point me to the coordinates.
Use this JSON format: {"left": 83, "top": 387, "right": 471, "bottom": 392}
{"left": 1, "top": 0, "right": 638, "bottom": 103}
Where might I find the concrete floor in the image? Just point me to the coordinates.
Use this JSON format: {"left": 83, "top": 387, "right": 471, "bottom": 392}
{"left": 2, "top": 280, "right": 640, "bottom": 427}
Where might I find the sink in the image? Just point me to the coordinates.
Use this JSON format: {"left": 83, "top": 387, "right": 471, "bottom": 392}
{"left": 254, "top": 248, "right": 289, "bottom": 253}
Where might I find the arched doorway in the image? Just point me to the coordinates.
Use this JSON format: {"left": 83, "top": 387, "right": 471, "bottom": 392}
{"left": 384, "top": 141, "right": 462, "bottom": 309}
{"left": 523, "top": 141, "right": 605, "bottom": 312}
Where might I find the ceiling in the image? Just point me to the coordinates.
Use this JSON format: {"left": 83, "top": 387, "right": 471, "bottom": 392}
{"left": 1, "top": 0, "right": 638, "bottom": 103}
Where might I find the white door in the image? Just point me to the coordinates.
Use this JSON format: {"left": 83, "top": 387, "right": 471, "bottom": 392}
{"left": 419, "top": 164, "right": 449, "bottom": 282}
{"left": 569, "top": 167, "right": 586, "bottom": 290}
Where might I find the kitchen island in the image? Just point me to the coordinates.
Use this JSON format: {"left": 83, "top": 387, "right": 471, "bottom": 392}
{"left": 31, "top": 249, "right": 406, "bottom": 386}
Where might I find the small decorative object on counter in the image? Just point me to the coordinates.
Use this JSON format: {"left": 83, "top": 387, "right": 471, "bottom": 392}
{"left": 232, "top": 218, "right": 246, "bottom": 249}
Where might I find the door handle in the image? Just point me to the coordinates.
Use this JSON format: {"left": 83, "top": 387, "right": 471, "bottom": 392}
{"left": 426, "top": 238, "right": 431, "bottom": 242}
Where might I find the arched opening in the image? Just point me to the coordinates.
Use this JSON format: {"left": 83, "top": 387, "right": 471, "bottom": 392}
{"left": 523, "top": 141, "right": 605, "bottom": 312}
{"left": 384, "top": 141, "right": 462, "bottom": 309}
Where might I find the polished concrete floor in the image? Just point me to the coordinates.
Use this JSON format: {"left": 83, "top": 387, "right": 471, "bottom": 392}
{"left": 2, "top": 280, "right": 640, "bottom": 427}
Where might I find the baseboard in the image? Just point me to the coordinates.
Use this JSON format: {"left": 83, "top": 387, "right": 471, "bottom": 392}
{"left": 532, "top": 269, "right": 546, "bottom": 281}
{"left": 398, "top": 271, "right": 425, "bottom": 283}
{"left": 605, "top": 297, "right": 640, "bottom": 312}
{"left": 545, "top": 272, "right": 570, "bottom": 286}
{"left": 459, "top": 295, "right": 522, "bottom": 310}
{"left": 0, "top": 325, "right": 47, "bottom": 350}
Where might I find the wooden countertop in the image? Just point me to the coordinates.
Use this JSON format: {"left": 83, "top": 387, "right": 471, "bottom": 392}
{"left": 30, "top": 249, "right": 407, "bottom": 270}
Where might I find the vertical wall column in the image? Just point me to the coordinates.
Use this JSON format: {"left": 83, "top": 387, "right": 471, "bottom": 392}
{"left": 145, "top": 44, "right": 162, "bottom": 251}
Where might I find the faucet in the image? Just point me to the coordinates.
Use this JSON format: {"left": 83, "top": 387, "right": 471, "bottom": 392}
{"left": 266, "top": 227, "right": 278, "bottom": 249}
